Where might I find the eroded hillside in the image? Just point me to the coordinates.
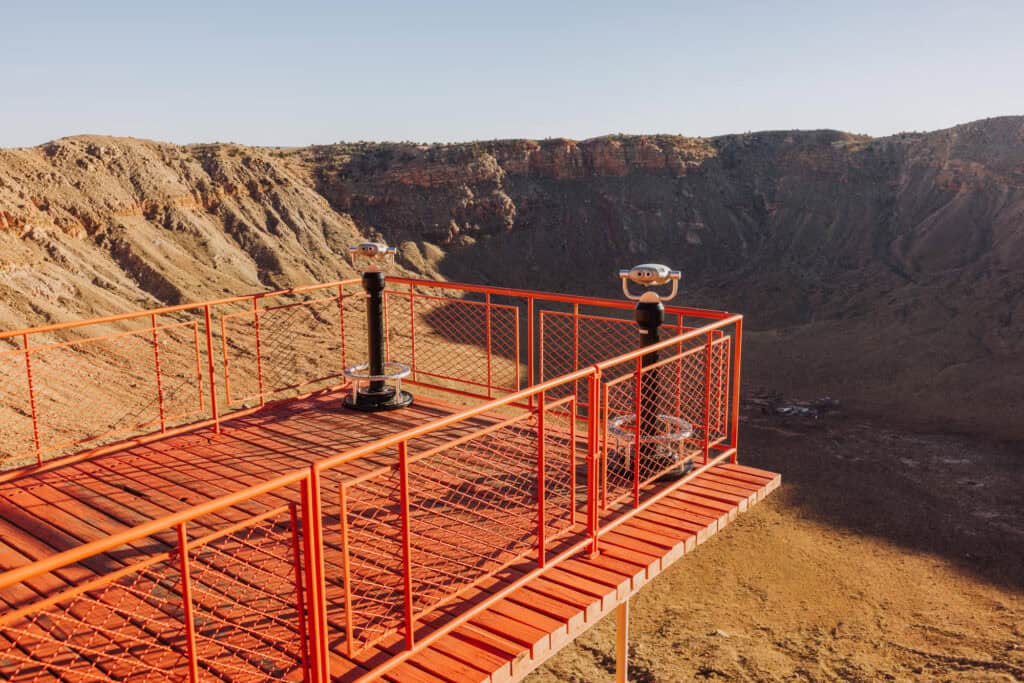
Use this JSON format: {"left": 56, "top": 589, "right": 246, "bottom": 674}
{"left": 1, "top": 118, "right": 1022, "bottom": 437}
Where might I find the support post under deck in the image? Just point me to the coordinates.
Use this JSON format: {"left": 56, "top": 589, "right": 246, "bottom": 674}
{"left": 616, "top": 598, "right": 629, "bottom": 683}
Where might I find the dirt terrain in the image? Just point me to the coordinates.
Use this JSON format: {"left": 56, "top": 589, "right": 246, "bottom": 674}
{"left": 0, "top": 118, "right": 1021, "bottom": 680}
{"left": 530, "top": 410, "right": 1023, "bottom": 682}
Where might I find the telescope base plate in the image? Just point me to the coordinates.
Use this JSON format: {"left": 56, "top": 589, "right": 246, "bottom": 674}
{"left": 344, "top": 387, "right": 414, "bottom": 412}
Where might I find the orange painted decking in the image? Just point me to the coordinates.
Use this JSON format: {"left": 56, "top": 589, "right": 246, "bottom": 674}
{"left": 358, "top": 461, "right": 781, "bottom": 683}
{"left": 0, "top": 392, "right": 482, "bottom": 565}
{"left": 0, "top": 276, "right": 756, "bottom": 682}
{"left": 0, "top": 386, "right": 779, "bottom": 682}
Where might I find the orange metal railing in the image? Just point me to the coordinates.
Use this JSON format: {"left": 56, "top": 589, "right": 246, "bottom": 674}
{"left": 0, "top": 277, "right": 743, "bottom": 682}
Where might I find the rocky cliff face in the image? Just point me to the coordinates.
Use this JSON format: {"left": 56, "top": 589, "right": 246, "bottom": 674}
{"left": 1, "top": 118, "right": 1022, "bottom": 437}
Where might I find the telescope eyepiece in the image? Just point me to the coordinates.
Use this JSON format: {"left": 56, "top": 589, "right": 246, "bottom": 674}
{"left": 619, "top": 263, "right": 681, "bottom": 302}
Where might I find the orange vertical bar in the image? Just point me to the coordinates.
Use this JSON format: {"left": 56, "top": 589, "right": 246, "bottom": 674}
{"left": 337, "top": 284, "right": 348, "bottom": 371}
{"left": 21, "top": 334, "right": 42, "bottom": 465}
{"left": 289, "top": 503, "right": 311, "bottom": 682}
{"left": 192, "top": 322, "right": 204, "bottom": 411}
{"left": 730, "top": 319, "right": 743, "bottom": 462}
{"left": 527, "top": 297, "right": 535, "bottom": 406}
{"left": 601, "top": 381, "right": 610, "bottom": 512}
{"left": 383, "top": 288, "right": 391, "bottom": 362}
{"left": 203, "top": 305, "right": 221, "bottom": 435}
{"left": 397, "top": 441, "right": 416, "bottom": 649}
{"left": 513, "top": 306, "right": 522, "bottom": 390}
{"left": 538, "top": 310, "right": 545, "bottom": 384}
{"left": 572, "top": 303, "right": 580, "bottom": 372}
{"left": 301, "top": 474, "right": 329, "bottom": 680}
{"left": 632, "top": 358, "right": 642, "bottom": 508}
{"left": 718, "top": 335, "right": 728, "bottom": 434}
{"left": 150, "top": 314, "right": 167, "bottom": 432}
{"left": 220, "top": 315, "right": 232, "bottom": 405}
{"left": 569, "top": 396, "right": 577, "bottom": 526}
{"left": 674, "top": 324, "right": 683, "bottom": 420}
{"left": 587, "top": 371, "right": 600, "bottom": 556}
{"left": 408, "top": 284, "right": 417, "bottom": 382}
{"left": 176, "top": 523, "right": 200, "bottom": 683}
{"left": 338, "top": 483, "right": 357, "bottom": 657}
{"left": 485, "top": 293, "right": 493, "bottom": 398}
{"left": 536, "top": 390, "right": 546, "bottom": 568}
{"left": 253, "top": 297, "right": 266, "bottom": 406}
{"left": 702, "top": 332, "right": 713, "bottom": 465}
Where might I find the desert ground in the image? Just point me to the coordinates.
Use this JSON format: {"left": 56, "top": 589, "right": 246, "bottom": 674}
{"left": 529, "top": 407, "right": 1023, "bottom": 681}
{"left": 1, "top": 120, "right": 1021, "bottom": 680}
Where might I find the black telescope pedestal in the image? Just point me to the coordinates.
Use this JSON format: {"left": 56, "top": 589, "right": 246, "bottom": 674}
{"left": 343, "top": 271, "right": 413, "bottom": 412}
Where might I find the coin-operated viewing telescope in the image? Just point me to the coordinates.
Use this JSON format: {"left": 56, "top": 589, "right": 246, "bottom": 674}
{"left": 608, "top": 264, "right": 694, "bottom": 478}
{"left": 343, "top": 241, "right": 414, "bottom": 412}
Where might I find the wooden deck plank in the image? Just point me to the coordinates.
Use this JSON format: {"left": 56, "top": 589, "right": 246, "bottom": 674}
{"left": 0, "top": 383, "right": 781, "bottom": 683}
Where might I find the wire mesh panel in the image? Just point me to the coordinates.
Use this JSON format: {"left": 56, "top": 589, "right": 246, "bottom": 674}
{"left": 405, "top": 414, "right": 544, "bottom": 614}
{"left": 0, "top": 347, "right": 33, "bottom": 467}
{"left": 221, "top": 293, "right": 350, "bottom": 408}
{"left": 710, "top": 336, "right": 731, "bottom": 444}
{"left": 154, "top": 323, "right": 206, "bottom": 427}
{"left": 0, "top": 555, "right": 190, "bottom": 682}
{"left": 601, "top": 336, "right": 714, "bottom": 508}
{"left": 334, "top": 405, "right": 577, "bottom": 655}
{"left": 541, "top": 397, "right": 579, "bottom": 540}
{"left": 540, "top": 309, "right": 682, "bottom": 407}
{"left": 187, "top": 508, "right": 307, "bottom": 681}
{"left": 336, "top": 466, "right": 406, "bottom": 654}
{"left": 1, "top": 321, "right": 205, "bottom": 467}
{"left": 385, "top": 290, "right": 520, "bottom": 397}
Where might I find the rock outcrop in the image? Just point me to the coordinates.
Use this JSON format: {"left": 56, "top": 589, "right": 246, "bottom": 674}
{"left": 1, "top": 117, "right": 1022, "bottom": 437}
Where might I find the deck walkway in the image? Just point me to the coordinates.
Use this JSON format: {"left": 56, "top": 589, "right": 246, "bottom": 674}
{"left": 356, "top": 461, "right": 781, "bottom": 683}
{"left": 0, "top": 388, "right": 780, "bottom": 682}
{"left": 0, "top": 391, "right": 477, "bottom": 570}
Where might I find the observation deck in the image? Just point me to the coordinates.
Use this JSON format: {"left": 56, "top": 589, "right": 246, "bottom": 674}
{"left": 0, "top": 276, "right": 778, "bottom": 682}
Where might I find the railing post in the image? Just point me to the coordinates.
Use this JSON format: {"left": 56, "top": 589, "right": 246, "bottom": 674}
{"left": 337, "top": 283, "right": 348, "bottom": 371}
{"left": 176, "top": 522, "right": 200, "bottom": 683}
{"left": 572, "top": 303, "right": 580, "bottom": 372}
{"left": 288, "top": 503, "right": 311, "bottom": 682}
{"left": 202, "top": 305, "right": 221, "bottom": 435}
{"left": 192, "top": 322, "right": 205, "bottom": 411}
{"left": 527, "top": 297, "right": 535, "bottom": 408}
{"left": 253, "top": 298, "right": 266, "bottom": 407}
{"left": 729, "top": 318, "right": 743, "bottom": 463}
{"left": 409, "top": 284, "right": 417, "bottom": 383}
{"left": 300, "top": 472, "right": 329, "bottom": 681}
{"left": 569, "top": 396, "right": 577, "bottom": 526}
{"left": 703, "top": 332, "right": 713, "bottom": 465}
{"left": 398, "top": 441, "right": 416, "bottom": 649}
{"left": 220, "top": 316, "right": 232, "bottom": 406}
{"left": 587, "top": 370, "right": 601, "bottom": 557}
{"left": 338, "top": 483, "right": 357, "bottom": 657}
{"left": 601, "top": 379, "right": 610, "bottom": 512}
{"left": 632, "top": 358, "right": 642, "bottom": 508}
{"left": 151, "top": 314, "right": 167, "bottom": 432}
{"left": 537, "top": 390, "right": 546, "bottom": 568}
{"left": 485, "top": 293, "right": 493, "bottom": 398}
{"left": 21, "top": 334, "right": 42, "bottom": 465}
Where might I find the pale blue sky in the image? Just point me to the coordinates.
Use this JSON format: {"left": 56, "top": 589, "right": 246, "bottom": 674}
{"left": 2, "top": 1, "right": 1022, "bottom": 147}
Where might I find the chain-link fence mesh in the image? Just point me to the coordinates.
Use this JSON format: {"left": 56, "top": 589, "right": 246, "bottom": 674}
{"left": 187, "top": 508, "right": 307, "bottom": 680}
{"left": 0, "top": 347, "right": 33, "bottom": 464}
{"left": 0, "top": 554, "right": 191, "bottom": 682}
{"left": 336, "top": 465, "right": 406, "bottom": 654}
{"left": 220, "top": 294, "right": 350, "bottom": 408}
{"left": 539, "top": 309, "right": 684, "bottom": 408}
{"left": 385, "top": 290, "right": 520, "bottom": 397}
{"left": 334, "top": 404, "right": 576, "bottom": 655}
{"left": 0, "top": 321, "right": 205, "bottom": 469}
{"left": 0, "top": 499, "right": 310, "bottom": 682}
{"left": 601, "top": 335, "right": 727, "bottom": 508}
